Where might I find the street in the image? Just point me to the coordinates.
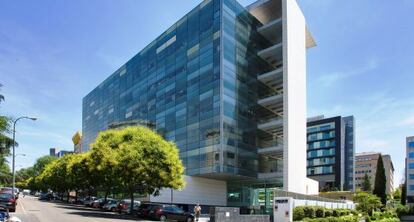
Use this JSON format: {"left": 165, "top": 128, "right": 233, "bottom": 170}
{"left": 12, "top": 196, "right": 153, "bottom": 222}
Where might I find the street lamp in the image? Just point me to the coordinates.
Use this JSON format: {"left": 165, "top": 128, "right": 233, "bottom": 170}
{"left": 12, "top": 116, "right": 36, "bottom": 197}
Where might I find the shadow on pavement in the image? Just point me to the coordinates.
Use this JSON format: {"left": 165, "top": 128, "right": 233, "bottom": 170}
{"left": 66, "top": 211, "right": 151, "bottom": 221}
{"left": 54, "top": 204, "right": 102, "bottom": 212}
{"left": 48, "top": 202, "right": 151, "bottom": 221}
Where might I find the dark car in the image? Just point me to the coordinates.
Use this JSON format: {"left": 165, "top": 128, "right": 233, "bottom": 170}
{"left": 38, "top": 192, "right": 52, "bottom": 201}
{"left": 117, "top": 199, "right": 140, "bottom": 214}
{"left": 0, "top": 193, "right": 16, "bottom": 212}
{"left": 150, "top": 204, "right": 194, "bottom": 222}
{"left": 137, "top": 203, "right": 163, "bottom": 218}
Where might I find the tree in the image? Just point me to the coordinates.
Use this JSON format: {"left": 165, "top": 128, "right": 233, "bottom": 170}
{"left": 92, "top": 126, "right": 185, "bottom": 213}
{"left": 401, "top": 182, "right": 407, "bottom": 205}
{"left": 38, "top": 155, "right": 71, "bottom": 201}
{"left": 33, "top": 155, "right": 57, "bottom": 176}
{"left": 0, "top": 84, "right": 14, "bottom": 167}
{"left": 16, "top": 167, "right": 35, "bottom": 182}
{"left": 362, "top": 173, "right": 372, "bottom": 192}
{"left": 393, "top": 187, "right": 402, "bottom": 201}
{"left": 353, "top": 191, "right": 382, "bottom": 215}
{"left": 373, "top": 155, "right": 387, "bottom": 204}
{"left": 88, "top": 133, "right": 121, "bottom": 201}
{"left": 66, "top": 153, "right": 91, "bottom": 202}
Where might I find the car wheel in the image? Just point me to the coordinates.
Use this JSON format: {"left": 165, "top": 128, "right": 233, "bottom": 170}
{"left": 111, "top": 207, "right": 116, "bottom": 212}
{"left": 186, "top": 217, "right": 193, "bottom": 222}
{"left": 159, "top": 215, "right": 167, "bottom": 221}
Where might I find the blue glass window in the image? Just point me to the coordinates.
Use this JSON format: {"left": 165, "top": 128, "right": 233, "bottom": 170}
{"left": 409, "top": 163, "right": 414, "bottom": 169}
{"left": 409, "top": 152, "right": 414, "bottom": 158}
{"left": 409, "top": 174, "right": 414, "bottom": 180}
{"left": 409, "top": 141, "right": 414, "bottom": 148}
{"left": 410, "top": 185, "right": 414, "bottom": 191}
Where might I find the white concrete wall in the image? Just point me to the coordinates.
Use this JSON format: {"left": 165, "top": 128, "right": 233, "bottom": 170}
{"left": 305, "top": 178, "right": 319, "bottom": 195}
{"left": 150, "top": 175, "right": 227, "bottom": 206}
{"left": 282, "top": 0, "right": 310, "bottom": 194}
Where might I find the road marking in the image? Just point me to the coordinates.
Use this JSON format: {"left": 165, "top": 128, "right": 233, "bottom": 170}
{"left": 18, "top": 198, "right": 27, "bottom": 214}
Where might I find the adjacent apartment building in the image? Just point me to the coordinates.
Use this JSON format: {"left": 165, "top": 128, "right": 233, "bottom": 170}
{"left": 306, "top": 116, "right": 355, "bottom": 191}
{"left": 82, "top": 0, "right": 318, "bottom": 210}
{"left": 355, "top": 152, "right": 394, "bottom": 195}
{"left": 406, "top": 136, "right": 414, "bottom": 205}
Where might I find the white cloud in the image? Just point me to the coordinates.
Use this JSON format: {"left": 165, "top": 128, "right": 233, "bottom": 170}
{"left": 399, "top": 115, "right": 414, "bottom": 127}
{"left": 316, "top": 58, "right": 378, "bottom": 86}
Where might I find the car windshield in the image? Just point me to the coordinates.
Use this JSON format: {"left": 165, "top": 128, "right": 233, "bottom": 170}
{"left": 0, "top": 193, "right": 11, "bottom": 199}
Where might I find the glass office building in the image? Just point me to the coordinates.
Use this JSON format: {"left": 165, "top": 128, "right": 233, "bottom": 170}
{"left": 307, "top": 116, "right": 355, "bottom": 191}
{"left": 406, "top": 136, "right": 414, "bottom": 205}
{"left": 83, "top": 0, "right": 317, "bottom": 210}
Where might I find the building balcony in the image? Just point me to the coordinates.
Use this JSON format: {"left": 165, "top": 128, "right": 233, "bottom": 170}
{"left": 257, "top": 67, "right": 283, "bottom": 90}
{"left": 258, "top": 117, "right": 283, "bottom": 133}
{"left": 258, "top": 18, "right": 282, "bottom": 44}
{"left": 258, "top": 93, "right": 283, "bottom": 114}
{"left": 258, "top": 42, "right": 283, "bottom": 66}
{"left": 258, "top": 144, "right": 283, "bottom": 156}
{"left": 258, "top": 171, "right": 283, "bottom": 179}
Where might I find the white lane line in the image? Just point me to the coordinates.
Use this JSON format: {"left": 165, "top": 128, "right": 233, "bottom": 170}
{"left": 18, "top": 198, "right": 27, "bottom": 214}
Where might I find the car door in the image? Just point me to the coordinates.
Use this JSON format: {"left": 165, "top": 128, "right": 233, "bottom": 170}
{"left": 172, "top": 206, "right": 186, "bottom": 221}
{"left": 164, "top": 206, "right": 178, "bottom": 221}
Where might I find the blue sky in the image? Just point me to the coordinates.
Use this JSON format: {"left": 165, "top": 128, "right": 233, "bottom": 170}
{"left": 0, "top": 0, "right": 413, "bottom": 185}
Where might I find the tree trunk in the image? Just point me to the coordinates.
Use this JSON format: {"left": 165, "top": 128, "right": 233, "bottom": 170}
{"left": 130, "top": 191, "right": 134, "bottom": 215}
{"left": 66, "top": 191, "right": 70, "bottom": 203}
{"left": 104, "top": 190, "right": 109, "bottom": 202}
{"left": 75, "top": 190, "right": 78, "bottom": 204}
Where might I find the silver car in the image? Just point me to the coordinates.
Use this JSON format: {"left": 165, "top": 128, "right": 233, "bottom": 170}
{"left": 102, "top": 200, "right": 119, "bottom": 212}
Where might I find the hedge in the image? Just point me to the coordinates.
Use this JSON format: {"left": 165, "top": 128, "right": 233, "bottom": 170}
{"left": 293, "top": 206, "right": 355, "bottom": 221}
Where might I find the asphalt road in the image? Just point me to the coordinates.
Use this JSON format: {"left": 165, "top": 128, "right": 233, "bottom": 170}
{"left": 11, "top": 196, "right": 153, "bottom": 222}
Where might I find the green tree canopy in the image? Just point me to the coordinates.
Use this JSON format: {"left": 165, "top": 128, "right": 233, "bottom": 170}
{"left": 91, "top": 126, "right": 185, "bottom": 212}
{"left": 353, "top": 191, "right": 382, "bottom": 215}
{"left": 0, "top": 84, "right": 13, "bottom": 167}
{"left": 401, "top": 182, "right": 407, "bottom": 205}
{"left": 373, "top": 155, "right": 387, "bottom": 204}
{"left": 33, "top": 155, "right": 57, "bottom": 176}
{"left": 362, "top": 173, "right": 372, "bottom": 192}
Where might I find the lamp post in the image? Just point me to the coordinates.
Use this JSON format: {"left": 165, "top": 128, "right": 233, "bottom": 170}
{"left": 12, "top": 116, "right": 36, "bottom": 197}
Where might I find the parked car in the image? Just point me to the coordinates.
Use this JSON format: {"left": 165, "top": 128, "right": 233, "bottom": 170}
{"left": 102, "top": 199, "right": 119, "bottom": 212}
{"left": 83, "top": 196, "right": 97, "bottom": 206}
{"left": 38, "top": 193, "right": 52, "bottom": 201}
{"left": 22, "top": 189, "right": 30, "bottom": 196}
{"left": 92, "top": 198, "right": 114, "bottom": 209}
{"left": 0, "top": 207, "right": 10, "bottom": 222}
{"left": 149, "top": 204, "right": 194, "bottom": 222}
{"left": 0, "top": 193, "right": 16, "bottom": 212}
{"left": 137, "top": 203, "right": 163, "bottom": 218}
{"left": 117, "top": 199, "right": 140, "bottom": 214}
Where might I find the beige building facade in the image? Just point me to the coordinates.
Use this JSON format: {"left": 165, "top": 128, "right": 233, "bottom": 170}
{"left": 355, "top": 152, "right": 394, "bottom": 195}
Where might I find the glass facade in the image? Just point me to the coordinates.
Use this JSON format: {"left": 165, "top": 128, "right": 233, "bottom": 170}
{"left": 306, "top": 116, "right": 355, "bottom": 191}
{"left": 83, "top": 0, "right": 283, "bottom": 210}
{"left": 343, "top": 116, "right": 355, "bottom": 191}
{"left": 306, "top": 121, "right": 338, "bottom": 178}
{"left": 83, "top": 0, "right": 222, "bottom": 176}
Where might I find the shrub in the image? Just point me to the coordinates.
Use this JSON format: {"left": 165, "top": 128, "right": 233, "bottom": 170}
{"left": 303, "top": 206, "right": 316, "bottom": 219}
{"left": 315, "top": 206, "right": 325, "bottom": 218}
{"left": 293, "top": 206, "right": 306, "bottom": 221}
{"left": 303, "top": 215, "right": 359, "bottom": 222}
{"left": 325, "top": 209, "right": 333, "bottom": 217}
